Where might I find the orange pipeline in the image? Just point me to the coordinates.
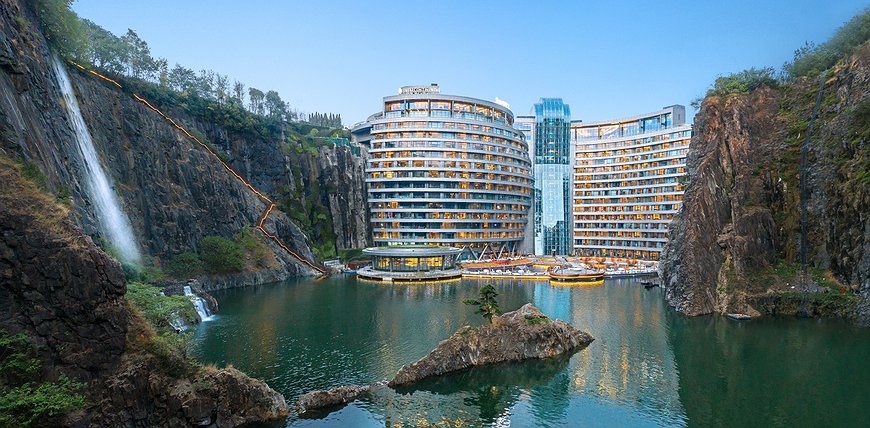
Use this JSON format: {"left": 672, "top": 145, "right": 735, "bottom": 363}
{"left": 71, "top": 61, "right": 327, "bottom": 274}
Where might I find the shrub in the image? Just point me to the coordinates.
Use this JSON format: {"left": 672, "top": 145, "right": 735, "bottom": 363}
{"left": 338, "top": 248, "right": 367, "bottom": 263}
{"left": 0, "top": 330, "right": 85, "bottom": 427}
{"left": 234, "top": 227, "right": 269, "bottom": 267}
{"left": 198, "top": 236, "right": 243, "bottom": 274}
{"left": 143, "top": 332, "right": 195, "bottom": 378}
{"left": 707, "top": 67, "right": 779, "bottom": 98}
{"left": 167, "top": 252, "right": 204, "bottom": 278}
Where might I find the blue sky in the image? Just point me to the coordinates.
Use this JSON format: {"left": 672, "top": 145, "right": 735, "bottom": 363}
{"left": 72, "top": 0, "right": 868, "bottom": 125}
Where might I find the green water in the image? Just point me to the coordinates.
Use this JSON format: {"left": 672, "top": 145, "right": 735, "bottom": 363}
{"left": 189, "top": 277, "right": 870, "bottom": 427}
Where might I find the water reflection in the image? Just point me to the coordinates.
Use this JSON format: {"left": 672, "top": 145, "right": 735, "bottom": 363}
{"left": 668, "top": 312, "right": 870, "bottom": 427}
{"left": 189, "top": 276, "right": 870, "bottom": 427}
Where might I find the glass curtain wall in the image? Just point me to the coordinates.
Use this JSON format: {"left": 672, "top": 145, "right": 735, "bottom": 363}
{"left": 533, "top": 98, "right": 572, "bottom": 256}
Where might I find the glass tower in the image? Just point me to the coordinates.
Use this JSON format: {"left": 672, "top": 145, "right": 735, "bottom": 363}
{"left": 533, "top": 98, "right": 572, "bottom": 256}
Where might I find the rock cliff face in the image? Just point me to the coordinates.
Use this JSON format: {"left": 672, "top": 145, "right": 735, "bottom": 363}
{"left": 0, "top": 158, "right": 288, "bottom": 426}
{"left": 0, "top": 0, "right": 369, "bottom": 275}
{"left": 661, "top": 44, "right": 870, "bottom": 320}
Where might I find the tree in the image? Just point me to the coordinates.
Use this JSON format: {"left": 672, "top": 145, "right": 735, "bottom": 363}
{"left": 155, "top": 58, "right": 169, "bottom": 88}
{"left": 248, "top": 87, "right": 265, "bottom": 115}
{"left": 264, "top": 90, "right": 287, "bottom": 119}
{"left": 464, "top": 284, "right": 500, "bottom": 324}
{"left": 81, "top": 19, "right": 125, "bottom": 73}
{"left": 120, "top": 29, "right": 157, "bottom": 79}
{"left": 214, "top": 73, "right": 229, "bottom": 104}
{"left": 168, "top": 64, "right": 196, "bottom": 94}
{"left": 33, "top": 0, "right": 88, "bottom": 59}
{"left": 232, "top": 81, "right": 246, "bottom": 104}
{"left": 198, "top": 236, "right": 243, "bottom": 274}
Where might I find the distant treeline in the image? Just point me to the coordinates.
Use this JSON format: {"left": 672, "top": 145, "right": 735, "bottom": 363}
{"left": 33, "top": 0, "right": 342, "bottom": 128}
{"left": 305, "top": 112, "right": 342, "bottom": 128}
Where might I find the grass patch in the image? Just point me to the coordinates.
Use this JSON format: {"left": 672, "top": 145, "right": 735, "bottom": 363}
{"left": 525, "top": 316, "right": 551, "bottom": 326}
{"left": 125, "top": 282, "right": 198, "bottom": 332}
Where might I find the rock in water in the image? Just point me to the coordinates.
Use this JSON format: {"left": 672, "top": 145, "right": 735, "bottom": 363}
{"left": 388, "top": 304, "right": 593, "bottom": 387}
{"left": 295, "top": 385, "right": 370, "bottom": 417}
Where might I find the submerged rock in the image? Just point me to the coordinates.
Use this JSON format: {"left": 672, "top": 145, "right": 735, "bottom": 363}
{"left": 295, "top": 385, "right": 370, "bottom": 417}
{"left": 389, "top": 304, "right": 593, "bottom": 387}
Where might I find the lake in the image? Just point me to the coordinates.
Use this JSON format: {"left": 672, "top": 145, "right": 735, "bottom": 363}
{"left": 189, "top": 276, "right": 870, "bottom": 427}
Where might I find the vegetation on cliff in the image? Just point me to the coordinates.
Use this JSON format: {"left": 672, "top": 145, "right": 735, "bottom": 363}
{"left": 700, "top": 8, "right": 870, "bottom": 99}
{"left": 29, "top": 0, "right": 359, "bottom": 262}
{"left": 664, "top": 8, "right": 870, "bottom": 320}
{"left": 0, "top": 330, "right": 85, "bottom": 427}
{"left": 1, "top": 152, "right": 288, "bottom": 425}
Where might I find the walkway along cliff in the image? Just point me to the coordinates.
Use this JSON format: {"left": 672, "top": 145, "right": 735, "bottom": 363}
{"left": 660, "top": 40, "right": 870, "bottom": 322}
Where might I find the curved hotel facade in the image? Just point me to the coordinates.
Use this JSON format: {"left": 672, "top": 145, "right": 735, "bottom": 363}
{"left": 364, "top": 85, "right": 533, "bottom": 260}
{"left": 571, "top": 105, "right": 691, "bottom": 260}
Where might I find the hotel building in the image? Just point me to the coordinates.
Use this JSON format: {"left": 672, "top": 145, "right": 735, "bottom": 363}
{"left": 571, "top": 105, "right": 691, "bottom": 261}
{"left": 361, "top": 85, "right": 533, "bottom": 260}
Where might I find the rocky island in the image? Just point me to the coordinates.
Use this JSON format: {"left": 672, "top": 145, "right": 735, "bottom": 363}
{"left": 295, "top": 304, "right": 593, "bottom": 416}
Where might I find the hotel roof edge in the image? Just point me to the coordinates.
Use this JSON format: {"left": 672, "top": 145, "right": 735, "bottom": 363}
{"left": 569, "top": 105, "right": 686, "bottom": 128}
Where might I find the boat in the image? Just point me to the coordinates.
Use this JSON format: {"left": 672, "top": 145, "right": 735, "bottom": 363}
{"left": 341, "top": 269, "right": 356, "bottom": 274}
{"left": 548, "top": 267, "right": 604, "bottom": 284}
{"left": 641, "top": 280, "right": 658, "bottom": 289}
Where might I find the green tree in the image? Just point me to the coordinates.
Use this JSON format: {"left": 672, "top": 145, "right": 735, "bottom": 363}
{"left": 248, "top": 87, "right": 265, "bottom": 115}
{"left": 464, "top": 284, "right": 501, "bottom": 324}
{"left": 0, "top": 330, "right": 84, "bottom": 427}
{"left": 120, "top": 29, "right": 157, "bottom": 79}
{"left": 167, "top": 252, "right": 204, "bottom": 278}
{"left": 232, "top": 81, "right": 246, "bottom": 103}
{"left": 784, "top": 8, "right": 870, "bottom": 79}
{"left": 168, "top": 64, "right": 196, "bottom": 94}
{"left": 33, "top": 0, "right": 88, "bottom": 59}
{"left": 155, "top": 58, "right": 169, "bottom": 88}
{"left": 81, "top": 19, "right": 125, "bottom": 73}
{"left": 265, "top": 90, "right": 287, "bottom": 119}
{"left": 707, "top": 67, "right": 779, "bottom": 98}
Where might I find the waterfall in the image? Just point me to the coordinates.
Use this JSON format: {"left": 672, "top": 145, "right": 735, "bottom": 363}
{"left": 51, "top": 55, "right": 141, "bottom": 265}
{"left": 184, "top": 286, "right": 213, "bottom": 322}
{"left": 169, "top": 317, "right": 189, "bottom": 333}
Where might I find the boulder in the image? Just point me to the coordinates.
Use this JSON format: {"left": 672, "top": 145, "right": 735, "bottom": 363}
{"left": 295, "top": 385, "right": 370, "bottom": 417}
{"left": 389, "top": 304, "right": 593, "bottom": 387}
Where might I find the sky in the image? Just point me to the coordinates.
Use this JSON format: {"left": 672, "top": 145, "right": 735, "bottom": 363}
{"left": 72, "top": 0, "right": 868, "bottom": 125}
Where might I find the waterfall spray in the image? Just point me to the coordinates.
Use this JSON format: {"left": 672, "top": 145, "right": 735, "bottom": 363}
{"left": 52, "top": 55, "right": 142, "bottom": 265}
